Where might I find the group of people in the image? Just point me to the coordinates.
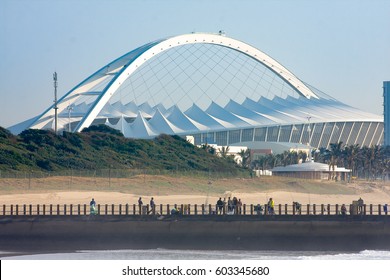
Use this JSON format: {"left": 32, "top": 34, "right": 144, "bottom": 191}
{"left": 89, "top": 197, "right": 156, "bottom": 215}
{"left": 341, "top": 198, "right": 388, "bottom": 215}
{"left": 89, "top": 196, "right": 389, "bottom": 216}
{"left": 90, "top": 196, "right": 273, "bottom": 216}
{"left": 138, "top": 197, "right": 155, "bottom": 214}
{"left": 334, "top": 197, "right": 389, "bottom": 216}
{"left": 139, "top": 197, "right": 184, "bottom": 216}
{"left": 255, "top": 198, "right": 275, "bottom": 215}
{"left": 215, "top": 197, "right": 276, "bottom": 215}
{"left": 216, "top": 197, "right": 243, "bottom": 215}
{"left": 253, "top": 198, "right": 276, "bottom": 215}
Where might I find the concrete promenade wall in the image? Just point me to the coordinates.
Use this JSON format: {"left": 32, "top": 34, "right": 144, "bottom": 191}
{"left": 1, "top": 215, "right": 390, "bottom": 253}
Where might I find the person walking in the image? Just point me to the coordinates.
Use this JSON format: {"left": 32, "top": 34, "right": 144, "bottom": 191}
{"left": 255, "top": 204, "right": 263, "bottom": 215}
{"left": 217, "top": 197, "right": 224, "bottom": 215}
{"left": 90, "top": 198, "right": 96, "bottom": 215}
{"left": 268, "top": 198, "right": 274, "bottom": 215}
{"left": 227, "top": 197, "right": 233, "bottom": 214}
{"left": 341, "top": 204, "right": 347, "bottom": 215}
{"left": 237, "top": 198, "right": 243, "bottom": 215}
{"left": 232, "top": 197, "right": 238, "bottom": 214}
{"left": 149, "top": 197, "right": 155, "bottom": 214}
{"left": 358, "top": 197, "right": 364, "bottom": 214}
{"left": 138, "top": 197, "right": 143, "bottom": 214}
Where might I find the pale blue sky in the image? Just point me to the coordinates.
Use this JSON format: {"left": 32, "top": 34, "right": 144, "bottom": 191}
{"left": 1, "top": 0, "right": 389, "bottom": 128}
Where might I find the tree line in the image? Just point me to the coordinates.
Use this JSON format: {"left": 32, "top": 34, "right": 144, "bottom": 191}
{"left": 248, "top": 142, "right": 390, "bottom": 180}
{"left": 211, "top": 142, "right": 390, "bottom": 181}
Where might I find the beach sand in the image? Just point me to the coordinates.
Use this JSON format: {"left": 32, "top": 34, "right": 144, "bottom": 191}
{"left": 1, "top": 188, "right": 390, "bottom": 206}
{"left": 1, "top": 176, "right": 390, "bottom": 206}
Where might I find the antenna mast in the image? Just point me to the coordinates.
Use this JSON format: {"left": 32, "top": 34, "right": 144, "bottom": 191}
{"left": 53, "top": 72, "right": 58, "bottom": 134}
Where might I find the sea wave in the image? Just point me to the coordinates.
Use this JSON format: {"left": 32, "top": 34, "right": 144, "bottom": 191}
{"left": 2, "top": 249, "right": 390, "bottom": 260}
{"left": 299, "top": 250, "right": 390, "bottom": 260}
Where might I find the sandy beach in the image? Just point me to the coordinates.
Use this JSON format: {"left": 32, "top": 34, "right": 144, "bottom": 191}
{"left": 1, "top": 175, "right": 390, "bottom": 206}
{"left": 1, "top": 188, "right": 390, "bottom": 206}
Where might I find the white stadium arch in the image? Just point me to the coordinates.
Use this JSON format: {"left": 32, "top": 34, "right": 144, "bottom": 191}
{"left": 9, "top": 32, "right": 383, "bottom": 150}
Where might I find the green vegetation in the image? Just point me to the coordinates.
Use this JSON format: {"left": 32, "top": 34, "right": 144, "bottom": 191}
{"left": 252, "top": 141, "right": 390, "bottom": 180}
{"left": 0, "top": 125, "right": 243, "bottom": 173}
{"left": 3, "top": 124, "right": 389, "bottom": 181}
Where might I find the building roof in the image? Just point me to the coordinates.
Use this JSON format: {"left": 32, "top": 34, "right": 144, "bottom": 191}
{"left": 271, "top": 161, "right": 351, "bottom": 173}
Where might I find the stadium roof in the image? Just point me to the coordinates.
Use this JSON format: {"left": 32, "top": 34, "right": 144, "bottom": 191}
{"left": 7, "top": 32, "right": 383, "bottom": 148}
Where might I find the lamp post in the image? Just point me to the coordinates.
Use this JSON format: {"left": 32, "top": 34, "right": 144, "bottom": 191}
{"left": 53, "top": 72, "right": 58, "bottom": 134}
{"left": 307, "top": 116, "right": 313, "bottom": 162}
{"left": 67, "top": 105, "right": 74, "bottom": 132}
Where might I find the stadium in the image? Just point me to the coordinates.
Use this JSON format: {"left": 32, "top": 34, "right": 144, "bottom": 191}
{"left": 9, "top": 32, "right": 383, "bottom": 153}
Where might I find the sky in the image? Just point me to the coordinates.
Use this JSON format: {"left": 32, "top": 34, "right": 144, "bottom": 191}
{"left": 0, "top": 0, "right": 389, "bottom": 128}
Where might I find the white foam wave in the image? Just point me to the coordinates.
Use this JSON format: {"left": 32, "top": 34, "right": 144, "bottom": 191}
{"left": 300, "top": 250, "right": 390, "bottom": 260}
{"left": 3, "top": 249, "right": 390, "bottom": 260}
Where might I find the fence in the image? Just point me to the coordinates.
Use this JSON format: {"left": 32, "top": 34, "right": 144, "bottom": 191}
{"left": 0, "top": 169, "right": 248, "bottom": 180}
{"left": 1, "top": 203, "right": 388, "bottom": 216}
{"left": 0, "top": 168, "right": 250, "bottom": 191}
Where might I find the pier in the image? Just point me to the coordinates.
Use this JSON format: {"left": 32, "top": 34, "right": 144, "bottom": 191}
{"left": 1, "top": 203, "right": 390, "bottom": 253}
{"left": 0, "top": 203, "right": 387, "bottom": 216}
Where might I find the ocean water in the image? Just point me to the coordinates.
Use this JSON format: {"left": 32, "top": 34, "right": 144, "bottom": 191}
{"left": 2, "top": 249, "right": 390, "bottom": 260}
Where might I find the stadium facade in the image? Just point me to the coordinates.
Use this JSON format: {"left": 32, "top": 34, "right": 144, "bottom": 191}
{"left": 384, "top": 81, "right": 390, "bottom": 146}
{"left": 9, "top": 33, "right": 383, "bottom": 152}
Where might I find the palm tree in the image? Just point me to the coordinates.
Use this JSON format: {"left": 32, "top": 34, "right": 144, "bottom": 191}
{"left": 381, "top": 157, "right": 390, "bottom": 181}
{"left": 288, "top": 151, "right": 299, "bottom": 165}
{"left": 313, "top": 147, "right": 327, "bottom": 163}
{"left": 343, "top": 144, "right": 360, "bottom": 178}
{"left": 361, "top": 145, "right": 380, "bottom": 180}
{"left": 254, "top": 154, "right": 277, "bottom": 170}
{"left": 237, "top": 148, "right": 251, "bottom": 168}
{"left": 381, "top": 146, "right": 390, "bottom": 180}
{"left": 201, "top": 143, "right": 216, "bottom": 155}
{"left": 370, "top": 145, "right": 381, "bottom": 180}
{"left": 218, "top": 146, "right": 230, "bottom": 159}
{"left": 255, "top": 155, "right": 269, "bottom": 171}
{"left": 266, "top": 153, "right": 277, "bottom": 169}
{"left": 298, "top": 150, "right": 307, "bottom": 163}
{"left": 245, "top": 148, "right": 252, "bottom": 167}
{"left": 328, "top": 141, "right": 343, "bottom": 180}
{"left": 281, "top": 151, "right": 289, "bottom": 166}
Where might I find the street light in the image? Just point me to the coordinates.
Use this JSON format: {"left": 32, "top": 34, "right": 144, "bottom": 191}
{"left": 307, "top": 116, "right": 313, "bottom": 162}
{"left": 67, "top": 105, "right": 74, "bottom": 132}
{"left": 53, "top": 72, "right": 58, "bottom": 134}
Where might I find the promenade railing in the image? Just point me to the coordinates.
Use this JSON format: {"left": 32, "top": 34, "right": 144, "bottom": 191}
{"left": 0, "top": 203, "right": 388, "bottom": 216}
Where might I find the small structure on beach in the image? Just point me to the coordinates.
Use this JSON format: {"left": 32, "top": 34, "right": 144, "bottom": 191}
{"left": 271, "top": 161, "right": 351, "bottom": 180}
